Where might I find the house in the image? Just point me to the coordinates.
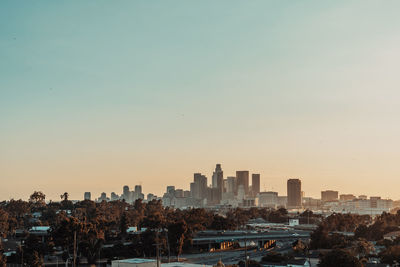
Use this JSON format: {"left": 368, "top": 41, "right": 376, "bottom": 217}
{"left": 383, "top": 231, "right": 400, "bottom": 241}
{"left": 262, "top": 263, "right": 287, "bottom": 267}
{"left": 287, "top": 259, "right": 310, "bottom": 267}
{"left": 365, "top": 264, "right": 390, "bottom": 267}
{"left": 262, "top": 259, "right": 310, "bottom": 267}
{"left": 29, "top": 226, "right": 51, "bottom": 235}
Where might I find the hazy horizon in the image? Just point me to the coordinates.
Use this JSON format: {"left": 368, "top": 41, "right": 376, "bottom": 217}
{"left": 2, "top": 1, "right": 400, "bottom": 201}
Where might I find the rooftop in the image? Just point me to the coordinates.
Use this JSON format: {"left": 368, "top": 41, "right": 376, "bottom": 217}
{"left": 117, "top": 259, "right": 156, "bottom": 264}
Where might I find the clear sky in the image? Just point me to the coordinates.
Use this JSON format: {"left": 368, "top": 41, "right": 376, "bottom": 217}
{"left": 1, "top": 1, "right": 400, "bottom": 201}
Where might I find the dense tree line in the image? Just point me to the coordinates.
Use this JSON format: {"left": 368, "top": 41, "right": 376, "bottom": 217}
{"left": 309, "top": 211, "right": 400, "bottom": 265}
{"left": 0, "top": 192, "right": 298, "bottom": 266}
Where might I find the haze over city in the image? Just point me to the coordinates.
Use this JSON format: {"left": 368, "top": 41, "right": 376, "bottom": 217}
{"left": 2, "top": 1, "right": 400, "bottom": 201}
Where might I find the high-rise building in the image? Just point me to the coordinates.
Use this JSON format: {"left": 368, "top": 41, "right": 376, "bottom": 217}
{"left": 166, "top": 186, "right": 175, "bottom": 195}
{"left": 287, "top": 179, "right": 302, "bottom": 208}
{"left": 98, "top": 192, "right": 107, "bottom": 202}
{"left": 340, "top": 194, "right": 356, "bottom": 201}
{"left": 252, "top": 174, "right": 260, "bottom": 196}
{"left": 226, "top": 176, "right": 236, "bottom": 194}
{"left": 192, "top": 173, "right": 207, "bottom": 200}
{"left": 258, "top": 191, "right": 278, "bottom": 208}
{"left": 147, "top": 193, "right": 156, "bottom": 201}
{"left": 212, "top": 164, "right": 224, "bottom": 188}
{"left": 123, "top": 185, "right": 130, "bottom": 201}
{"left": 236, "top": 171, "right": 249, "bottom": 195}
{"left": 135, "top": 185, "right": 142, "bottom": 194}
{"left": 84, "top": 192, "right": 91, "bottom": 201}
{"left": 132, "top": 185, "right": 144, "bottom": 201}
{"left": 183, "top": 190, "right": 190, "bottom": 198}
{"left": 175, "top": 189, "right": 184, "bottom": 198}
{"left": 237, "top": 185, "right": 245, "bottom": 200}
{"left": 321, "top": 190, "right": 339, "bottom": 202}
{"left": 370, "top": 196, "right": 381, "bottom": 208}
{"left": 212, "top": 164, "right": 224, "bottom": 203}
{"left": 190, "top": 182, "right": 196, "bottom": 198}
{"left": 111, "top": 192, "right": 119, "bottom": 201}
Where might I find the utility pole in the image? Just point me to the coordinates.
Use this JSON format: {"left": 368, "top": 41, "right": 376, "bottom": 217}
{"left": 153, "top": 230, "right": 161, "bottom": 267}
{"left": 156, "top": 242, "right": 160, "bottom": 267}
{"left": 73, "top": 231, "right": 77, "bottom": 267}
{"left": 19, "top": 240, "right": 25, "bottom": 266}
{"left": 165, "top": 229, "right": 170, "bottom": 262}
{"left": 244, "top": 237, "right": 248, "bottom": 267}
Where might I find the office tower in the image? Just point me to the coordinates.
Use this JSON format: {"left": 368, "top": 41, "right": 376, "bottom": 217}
{"left": 236, "top": 171, "right": 249, "bottom": 195}
{"left": 147, "top": 193, "right": 156, "bottom": 201}
{"left": 237, "top": 185, "right": 245, "bottom": 200}
{"left": 190, "top": 182, "right": 196, "bottom": 198}
{"left": 226, "top": 176, "right": 236, "bottom": 193}
{"left": 123, "top": 185, "right": 130, "bottom": 201}
{"left": 321, "top": 190, "right": 339, "bottom": 202}
{"left": 132, "top": 185, "right": 144, "bottom": 201}
{"left": 166, "top": 186, "right": 175, "bottom": 195}
{"left": 278, "top": 196, "right": 287, "bottom": 208}
{"left": 212, "top": 164, "right": 224, "bottom": 189}
{"left": 84, "top": 192, "right": 91, "bottom": 201}
{"left": 98, "top": 192, "right": 107, "bottom": 202}
{"left": 340, "top": 194, "right": 356, "bottom": 201}
{"left": 135, "top": 185, "right": 142, "bottom": 194}
{"left": 111, "top": 192, "right": 119, "bottom": 201}
{"left": 212, "top": 164, "right": 224, "bottom": 203}
{"left": 175, "top": 189, "right": 184, "bottom": 198}
{"left": 209, "top": 187, "right": 221, "bottom": 205}
{"left": 192, "top": 173, "right": 207, "bottom": 200}
{"left": 287, "top": 179, "right": 302, "bottom": 208}
{"left": 370, "top": 196, "right": 381, "bottom": 208}
{"left": 183, "top": 190, "right": 190, "bottom": 198}
{"left": 258, "top": 191, "right": 278, "bottom": 208}
{"left": 252, "top": 174, "right": 260, "bottom": 196}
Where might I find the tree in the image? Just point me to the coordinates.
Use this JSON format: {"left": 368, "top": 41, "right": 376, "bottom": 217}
{"left": 0, "top": 242, "right": 6, "bottom": 267}
{"left": 168, "top": 220, "right": 188, "bottom": 259}
{"left": 51, "top": 215, "right": 83, "bottom": 261}
{"left": 120, "top": 212, "right": 128, "bottom": 237}
{"left": 318, "top": 249, "right": 362, "bottom": 267}
{"left": 29, "top": 251, "right": 43, "bottom": 267}
{"left": 29, "top": 191, "right": 46, "bottom": 208}
{"left": 261, "top": 252, "right": 291, "bottom": 263}
{"left": 80, "top": 229, "right": 104, "bottom": 266}
{"left": 60, "top": 192, "right": 69, "bottom": 202}
{"left": 0, "top": 254, "right": 6, "bottom": 267}
{"left": 60, "top": 192, "right": 73, "bottom": 210}
{"left": 4, "top": 199, "right": 29, "bottom": 231}
{"left": 292, "top": 239, "right": 307, "bottom": 255}
{"left": 210, "top": 214, "right": 234, "bottom": 230}
{"left": 23, "top": 234, "right": 45, "bottom": 267}
{"left": 0, "top": 209, "right": 9, "bottom": 237}
{"left": 379, "top": 245, "right": 400, "bottom": 265}
{"left": 353, "top": 238, "right": 374, "bottom": 259}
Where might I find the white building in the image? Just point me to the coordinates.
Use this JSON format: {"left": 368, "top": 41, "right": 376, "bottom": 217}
{"left": 258, "top": 191, "right": 278, "bottom": 208}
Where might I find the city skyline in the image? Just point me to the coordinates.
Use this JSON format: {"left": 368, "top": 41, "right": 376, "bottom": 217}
{"left": 1, "top": 162, "right": 397, "bottom": 202}
{"left": 2, "top": 1, "right": 400, "bottom": 201}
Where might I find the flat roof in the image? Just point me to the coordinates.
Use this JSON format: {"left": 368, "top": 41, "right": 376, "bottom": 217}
{"left": 118, "top": 259, "right": 156, "bottom": 264}
{"left": 30, "top": 226, "right": 51, "bottom": 231}
{"left": 162, "top": 263, "right": 212, "bottom": 267}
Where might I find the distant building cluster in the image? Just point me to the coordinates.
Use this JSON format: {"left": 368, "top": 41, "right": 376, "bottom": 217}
{"left": 86, "top": 184, "right": 144, "bottom": 203}
{"left": 84, "top": 163, "right": 397, "bottom": 215}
